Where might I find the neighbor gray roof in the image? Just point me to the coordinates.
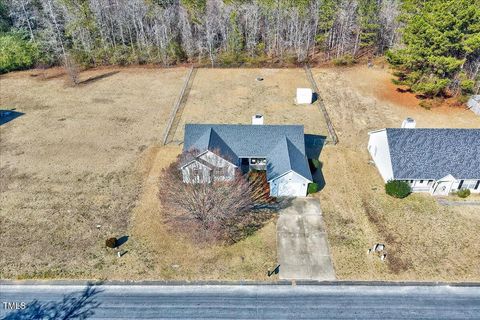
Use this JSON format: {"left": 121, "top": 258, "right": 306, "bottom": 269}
{"left": 184, "top": 124, "right": 312, "bottom": 181}
{"left": 386, "top": 128, "right": 480, "bottom": 180}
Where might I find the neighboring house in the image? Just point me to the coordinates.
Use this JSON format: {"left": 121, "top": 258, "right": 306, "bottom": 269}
{"left": 467, "top": 95, "right": 480, "bottom": 115}
{"left": 181, "top": 123, "right": 313, "bottom": 197}
{"left": 368, "top": 127, "right": 480, "bottom": 196}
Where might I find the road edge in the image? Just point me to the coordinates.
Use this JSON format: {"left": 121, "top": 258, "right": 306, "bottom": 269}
{"left": 1, "top": 280, "right": 479, "bottom": 287}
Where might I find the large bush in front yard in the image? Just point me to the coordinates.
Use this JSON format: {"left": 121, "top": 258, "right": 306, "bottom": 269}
{"left": 158, "top": 152, "right": 279, "bottom": 244}
{"left": 385, "top": 180, "right": 411, "bottom": 199}
{"left": 457, "top": 189, "right": 471, "bottom": 198}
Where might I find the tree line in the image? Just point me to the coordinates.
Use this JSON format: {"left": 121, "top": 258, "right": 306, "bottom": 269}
{"left": 1, "top": 0, "right": 401, "bottom": 67}
{"left": 1, "top": 0, "right": 479, "bottom": 97}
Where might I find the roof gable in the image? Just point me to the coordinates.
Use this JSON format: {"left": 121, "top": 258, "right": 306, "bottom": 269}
{"left": 266, "top": 137, "right": 312, "bottom": 181}
{"left": 208, "top": 129, "right": 238, "bottom": 163}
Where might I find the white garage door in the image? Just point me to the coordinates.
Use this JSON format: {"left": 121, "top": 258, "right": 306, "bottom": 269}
{"left": 278, "top": 182, "right": 303, "bottom": 197}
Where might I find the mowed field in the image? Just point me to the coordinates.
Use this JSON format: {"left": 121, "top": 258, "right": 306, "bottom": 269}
{"left": 0, "top": 67, "right": 187, "bottom": 279}
{"left": 2, "top": 65, "right": 479, "bottom": 281}
{"left": 1, "top": 67, "right": 312, "bottom": 280}
{"left": 313, "top": 65, "right": 480, "bottom": 281}
{"left": 171, "top": 68, "right": 329, "bottom": 142}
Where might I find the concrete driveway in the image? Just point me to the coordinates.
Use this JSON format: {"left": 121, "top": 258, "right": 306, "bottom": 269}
{"left": 277, "top": 198, "right": 335, "bottom": 280}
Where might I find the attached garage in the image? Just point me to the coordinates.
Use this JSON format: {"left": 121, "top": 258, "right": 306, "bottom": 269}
{"left": 270, "top": 171, "right": 310, "bottom": 197}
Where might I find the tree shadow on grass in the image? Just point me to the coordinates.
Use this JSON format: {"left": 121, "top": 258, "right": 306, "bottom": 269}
{"left": 0, "top": 110, "right": 24, "bottom": 126}
{"left": 304, "top": 134, "right": 326, "bottom": 160}
{"left": 311, "top": 160, "right": 326, "bottom": 191}
{"left": 79, "top": 71, "right": 119, "bottom": 85}
{"left": 2, "top": 284, "right": 102, "bottom": 320}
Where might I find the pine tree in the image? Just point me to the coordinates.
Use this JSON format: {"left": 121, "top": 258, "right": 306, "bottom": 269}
{"left": 387, "top": 0, "right": 480, "bottom": 97}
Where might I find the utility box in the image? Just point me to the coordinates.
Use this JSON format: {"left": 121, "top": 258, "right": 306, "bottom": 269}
{"left": 295, "top": 88, "right": 313, "bottom": 104}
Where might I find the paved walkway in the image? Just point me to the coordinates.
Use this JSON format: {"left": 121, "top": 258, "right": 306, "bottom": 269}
{"left": 437, "top": 198, "right": 480, "bottom": 206}
{"left": 276, "top": 198, "right": 335, "bottom": 281}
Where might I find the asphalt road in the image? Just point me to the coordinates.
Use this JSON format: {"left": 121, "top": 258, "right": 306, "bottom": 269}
{"left": 1, "top": 284, "right": 479, "bottom": 319}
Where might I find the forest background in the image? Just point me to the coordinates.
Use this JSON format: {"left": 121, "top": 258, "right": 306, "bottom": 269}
{"left": 1, "top": 0, "right": 479, "bottom": 97}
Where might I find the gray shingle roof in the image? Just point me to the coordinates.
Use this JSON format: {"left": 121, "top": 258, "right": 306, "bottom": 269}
{"left": 386, "top": 128, "right": 480, "bottom": 180}
{"left": 183, "top": 124, "right": 312, "bottom": 181}
{"left": 266, "top": 137, "right": 312, "bottom": 181}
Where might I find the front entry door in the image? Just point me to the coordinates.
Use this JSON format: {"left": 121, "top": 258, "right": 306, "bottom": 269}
{"left": 432, "top": 181, "right": 452, "bottom": 196}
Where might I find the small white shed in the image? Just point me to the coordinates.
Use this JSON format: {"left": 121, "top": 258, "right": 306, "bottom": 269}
{"left": 467, "top": 95, "right": 480, "bottom": 115}
{"left": 295, "top": 88, "right": 313, "bottom": 104}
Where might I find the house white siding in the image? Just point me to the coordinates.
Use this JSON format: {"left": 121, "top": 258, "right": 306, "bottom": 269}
{"left": 270, "top": 171, "right": 309, "bottom": 197}
{"left": 198, "top": 151, "right": 237, "bottom": 181}
{"left": 405, "top": 178, "right": 480, "bottom": 195}
{"left": 368, "top": 130, "right": 394, "bottom": 182}
{"left": 368, "top": 128, "right": 480, "bottom": 196}
{"left": 182, "top": 160, "right": 212, "bottom": 183}
{"left": 406, "top": 179, "right": 435, "bottom": 192}
{"left": 452, "top": 179, "right": 480, "bottom": 194}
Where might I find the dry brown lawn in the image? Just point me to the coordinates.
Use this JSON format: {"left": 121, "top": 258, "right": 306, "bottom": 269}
{"left": 0, "top": 67, "right": 186, "bottom": 279}
{"left": 171, "top": 68, "right": 329, "bottom": 142}
{"left": 0, "top": 67, "right": 279, "bottom": 280}
{"left": 312, "top": 65, "right": 480, "bottom": 281}
{"left": 2, "top": 65, "right": 478, "bottom": 281}
{"left": 127, "top": 145, "right": 277, "bottom": 280}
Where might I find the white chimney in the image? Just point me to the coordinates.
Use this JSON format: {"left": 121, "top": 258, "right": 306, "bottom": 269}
{"left": 401, "top": 118, "right": 416, "bottom": 129}
{"left": 252, "top": 114, "right": 264, "bottom": 125}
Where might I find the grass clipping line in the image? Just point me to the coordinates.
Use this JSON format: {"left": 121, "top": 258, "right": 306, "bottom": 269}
{"left": 362, "top": 198, "right": 412, "bottom": 274}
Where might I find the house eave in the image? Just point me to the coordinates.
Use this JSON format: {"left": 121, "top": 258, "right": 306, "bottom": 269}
{"left": 268, "top": 170, "right": 313, "bottom": 183}
{"left": 368, "top": 128, "right": 386, "bottom": 135}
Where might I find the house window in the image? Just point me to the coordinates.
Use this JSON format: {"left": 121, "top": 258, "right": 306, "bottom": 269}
{"left": 192, "top": 168, "right": 199, "bottom": 177}
{"left": 462, "top": 180, "right": 478, "bottom": 190}
{"left": 475, "top": 180, "right": 480, "bottom": 190}
{"left": 214, "top": 167, "right": 224, "bottom": 176}
{"left": 420, "top": 180, "right": 424, "bottom": 183}
{"left": 250, "top": 158, "right": 266, "bottom": 165}
{"left": 428, "top": 180, "right": 433, "bottom": 185}
{"left": 458, "top": 180, "right": 464, "bottom": 189}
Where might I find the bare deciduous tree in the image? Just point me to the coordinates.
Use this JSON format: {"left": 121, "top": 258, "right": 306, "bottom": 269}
{"left": 158, "top": 152, "right": 277, "bottom": 243}
{"left": 5, "top": 0, "right": 408, "bottom": 68}
{"left": 64, "top": 53, "right": 80, "bottom": 85}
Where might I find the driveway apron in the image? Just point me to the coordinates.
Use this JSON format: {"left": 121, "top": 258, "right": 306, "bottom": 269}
{"left": 277, "top": 198, "right": 335, "bottom": 280}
